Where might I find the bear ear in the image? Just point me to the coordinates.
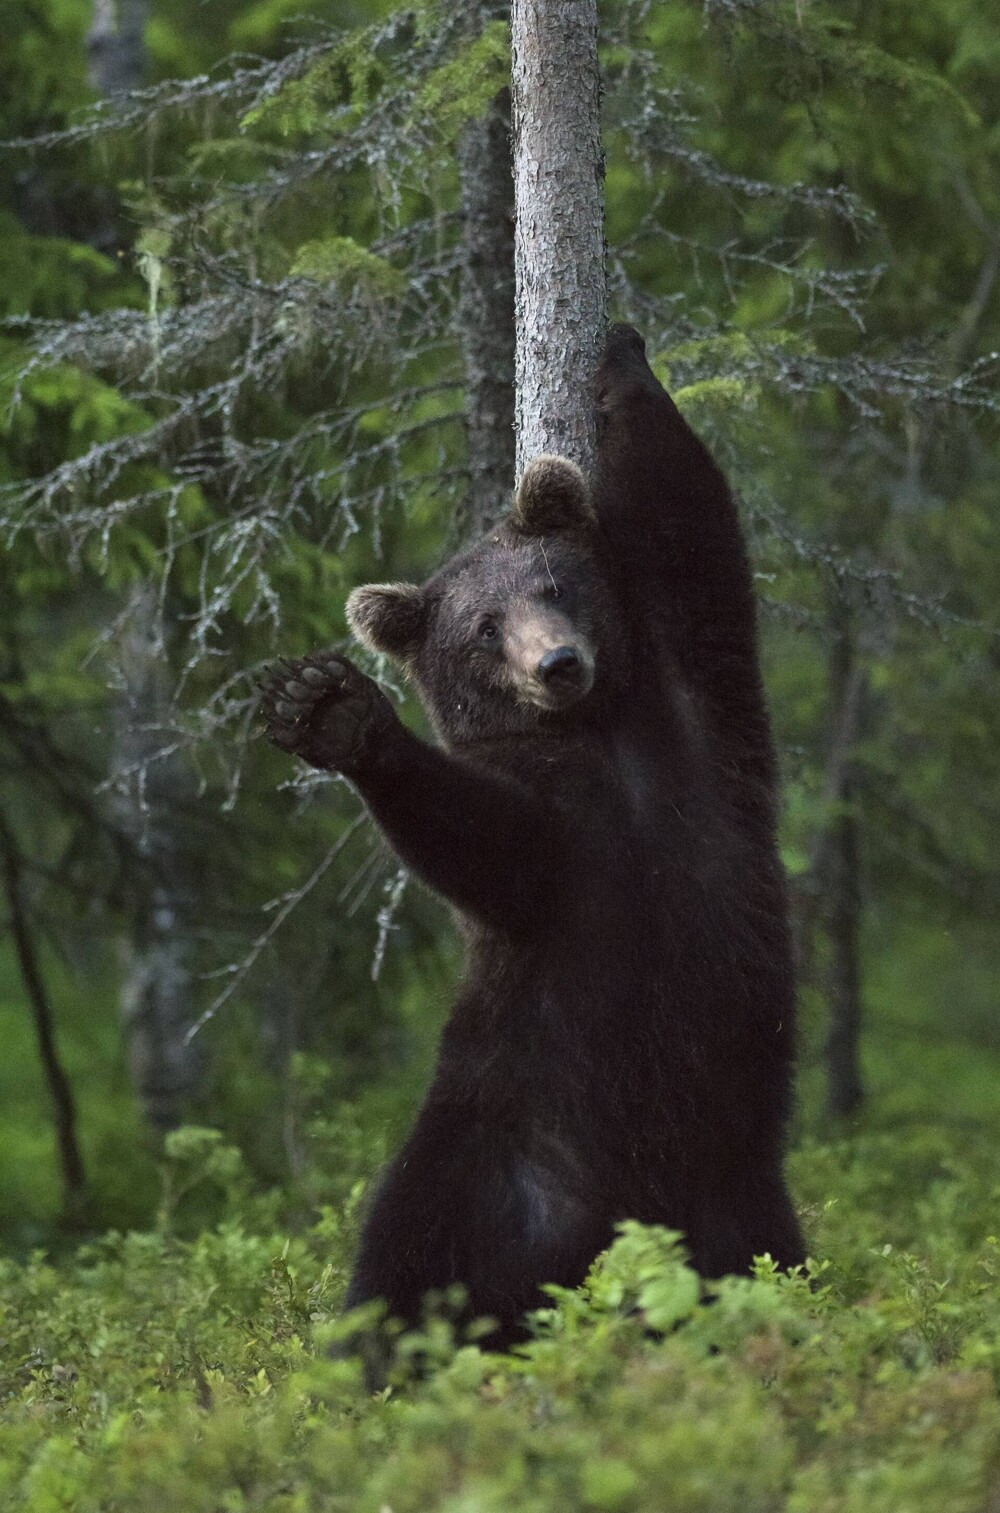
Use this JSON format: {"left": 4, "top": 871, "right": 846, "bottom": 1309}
{"left": 346, "top": 582, "right": 427, "bottom": 662}
{"left": 510, "top": 454, "right": 596, "bottom": 536}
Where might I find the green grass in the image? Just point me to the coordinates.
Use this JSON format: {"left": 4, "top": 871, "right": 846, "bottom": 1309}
{"left": 3, "top": 918, "right": 1000, "bottom": 1510}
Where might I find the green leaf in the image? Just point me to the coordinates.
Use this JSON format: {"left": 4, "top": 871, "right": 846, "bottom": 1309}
{"left": 290, "top": 237, "right": 406, "bottom": 299}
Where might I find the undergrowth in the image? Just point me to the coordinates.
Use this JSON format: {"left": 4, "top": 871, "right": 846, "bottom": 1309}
{"left": 2, "top": 1092, "right": 1000, "bottom": 1511}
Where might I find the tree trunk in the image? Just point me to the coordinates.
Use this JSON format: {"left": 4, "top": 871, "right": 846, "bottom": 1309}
{"left": 825, "top": 784, "right": 864, "bottom": 1120}
{"left": 511, "top": 0, "right": 606, "bottom": 475}
{"left": 458, "top": 2, "right": 516, "bottom": 538}
{"left": 87, "top": 0, "right": 147, "bottom": 95}
{"left": 0, "top": 812, "right": 86, "bottom": 1219}
{"left": 113, "top": 585, "right": 199, "bottom": 1134}
{"left": 87, "top": 3, "right": 197, "bottom": 1135}
{"left": 823, "top": 605, "right": 866, "bottom": 1120}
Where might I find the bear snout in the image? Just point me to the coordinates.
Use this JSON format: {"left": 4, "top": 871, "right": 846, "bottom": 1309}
{"left": 506, "top": 607, "right": 595, "bottom": 710}
{"left": 538, "top": 645, "right": 581, "bottom": 683}
{"left": 529, "top": 641, "right": 594, "bottom": 709}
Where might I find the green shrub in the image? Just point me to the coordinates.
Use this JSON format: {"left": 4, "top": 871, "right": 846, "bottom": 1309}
{"left": 3, "top": 1089, "right": 1000, "bottom": 1512}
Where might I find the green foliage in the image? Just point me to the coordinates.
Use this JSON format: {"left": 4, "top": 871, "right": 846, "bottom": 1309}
{"left": 414, "top": 19, "right": 509, "bottom": 135}
{"left": 290, "top": 236, "right": 407, "bottom": 299}
{"left": 0, "top": 0, "right": 90, "bottom": 134}
{"left": 0, "top": 943, "right": 156, "bottom": 1246}
{"left": 4, "top": 1070, "right": 1000, "bottom": 1510}
{"left": 0, "top": 216, "right": 118, "bottom": 322}
{"left": 239, "top": 9, "right": 426, "bottom": 137}
{"left": 576, "top": 1220, "right": 701, "bottom": 1332}
{"left": 236, "top": 3, "right": 507, "bottom": 174}
{"left": 674, "top": 375, "right": 761, "bottom": 424}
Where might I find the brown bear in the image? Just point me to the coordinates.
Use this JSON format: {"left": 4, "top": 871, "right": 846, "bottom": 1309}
{"left": 263, "top": 323, "right": 804, "bottom": 1365}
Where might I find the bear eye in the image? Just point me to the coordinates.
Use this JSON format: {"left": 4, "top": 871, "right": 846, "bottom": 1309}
{"left": 478, "top": 618, "right": 499, "bottom": 642}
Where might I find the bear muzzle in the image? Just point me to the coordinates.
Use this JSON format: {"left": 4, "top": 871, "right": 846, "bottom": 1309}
{"left": 506, "top": 608, "right": 595, "bottom": 711}
{"left": 529, "top": 659, "right": 594, "bottom": 709}
{"left": 536, "top": 645, "right": 592, "bottom": 703}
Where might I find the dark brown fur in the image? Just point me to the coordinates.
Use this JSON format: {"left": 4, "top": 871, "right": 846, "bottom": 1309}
{"left": 262, "top": 324, "right": 804, "bottom": 1368}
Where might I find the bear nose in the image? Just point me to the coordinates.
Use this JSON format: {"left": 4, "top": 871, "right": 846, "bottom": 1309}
{"left": 537, "top": 645, "right": 581, "bottom": 684}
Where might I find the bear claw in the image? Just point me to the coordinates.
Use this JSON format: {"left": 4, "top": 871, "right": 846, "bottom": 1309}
{"left": 300, "top": 665, "right": 331, "bottom": 688}
{"left": 259, "top": 649, "right": 395, "bottom": 773}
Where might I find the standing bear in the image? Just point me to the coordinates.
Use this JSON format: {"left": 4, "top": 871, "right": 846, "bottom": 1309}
{"left": 263, "top": 324, "right": 804, "bottom": 1357}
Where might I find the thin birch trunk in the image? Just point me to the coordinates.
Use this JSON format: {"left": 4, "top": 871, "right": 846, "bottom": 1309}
{"left": 825, "top": 782, "right": 865, "bottom": 1120}
{"left": 88, "top": 2, "right": 198, "bottom": 1135}
{"left": 794, "top": 627, "right": 865, "bottom": 983}
{"left": 511, "top": 0, "right": 606, "bottom": 476}
{"left": 458, "top": 1, "right": 516, "bottom": 537}
{"left": 87, "top": 0, "right": 147, "bottom": 96}
{"left": 823, "top": 603, "right": 866, "bottom": 1119}
{"left": 113, "top": 585, "right": 199, "bottom": 1133}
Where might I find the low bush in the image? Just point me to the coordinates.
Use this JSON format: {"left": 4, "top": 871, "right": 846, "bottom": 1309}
{"left": 3, "top": 1096, "right": 1000, "bottom": 1512}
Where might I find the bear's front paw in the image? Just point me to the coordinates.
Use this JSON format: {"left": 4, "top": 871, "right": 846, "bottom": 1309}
{"left": 260, "top": 651, "right": 398, "bottom": 775}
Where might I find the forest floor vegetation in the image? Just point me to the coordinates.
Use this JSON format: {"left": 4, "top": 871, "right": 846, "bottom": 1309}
{"left": 2, "top": 923, "right": 1000, "bottom": 1511}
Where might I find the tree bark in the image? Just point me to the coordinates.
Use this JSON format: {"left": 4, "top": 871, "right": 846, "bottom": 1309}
{"left": 823, "top": 604, "right": 866, "bottom": 1120}
{"left": 87, "top": 0, "right": 147, "bottom": 95}
{"left": 112, "top": 585, "right": 199, "bottom": 1134}
{"left": 511, "top": 0, "right": 606, "bottom": 476}
{"left": 87, "top": 3, "right": 197, "bottom": 1135}
{"left": 0, "top": 812, "right": 86, "bottom": 1218}
{"left": 825, "top": 782, "right": 864, "bottom": 1120}
{"left": 458, "top": 2, "right": 516, "bottom": 538}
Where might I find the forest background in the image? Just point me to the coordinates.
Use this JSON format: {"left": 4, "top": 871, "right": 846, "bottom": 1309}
{"left": 1, "top": 0, "right": 1000, "bottom": 1508}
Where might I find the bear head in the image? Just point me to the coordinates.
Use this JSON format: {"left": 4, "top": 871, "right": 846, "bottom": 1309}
{"left": 346, "top": 455, "right": 625, "bottom": 745}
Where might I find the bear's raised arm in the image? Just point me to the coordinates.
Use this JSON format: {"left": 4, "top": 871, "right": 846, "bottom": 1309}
{"left": 352, "top": 730, "right": 567, "bottom": 936}
{"left": 595, "top": 324, "right": 775, "bottom": 803}
{"left": 262, "top": 651, "right": 567, "bottom": 936}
